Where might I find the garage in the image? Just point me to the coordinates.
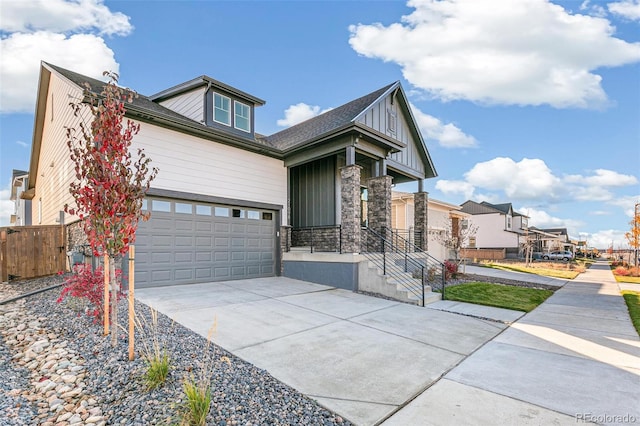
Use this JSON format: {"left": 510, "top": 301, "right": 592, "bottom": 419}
{"left": 134, "top": 197, "right": 277, "bottom": 288}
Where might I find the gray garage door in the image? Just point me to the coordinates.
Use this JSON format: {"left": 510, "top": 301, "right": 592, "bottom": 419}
{"left": 134, "top": 197, "right": 276, "bottom": 288}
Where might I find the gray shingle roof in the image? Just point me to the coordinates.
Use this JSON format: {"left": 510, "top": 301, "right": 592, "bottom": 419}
{"left": 45, "top": 63, "right": 278, "bottom": 150}
{"left": 262, "top": 82, "right": 397, "bottom": 151}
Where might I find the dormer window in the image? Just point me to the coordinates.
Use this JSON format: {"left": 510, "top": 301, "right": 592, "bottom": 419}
{"left": 214, "top": 93, "right": 231, "bottom": 125}
{"left": 234, "top": 101, "right": 250, "bottom": 132}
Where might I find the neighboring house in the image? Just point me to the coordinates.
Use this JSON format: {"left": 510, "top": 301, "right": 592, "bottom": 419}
{"left": 391, "top": 191, "right": 470, "bottom": 262}
{"left": 10, "top": 169, "right": 31, "bottom": 226}
{"left": 536, "top": 228, "right": 575, "bottom": 253}
{"left": 460, "top": 200, "right": 529, "bottom": 258}
{"left": 24, "top": 62, "right": 437, "bottom": 290}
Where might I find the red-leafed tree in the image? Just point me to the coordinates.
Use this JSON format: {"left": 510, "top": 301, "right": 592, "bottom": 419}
{"left": 65, "top": 71, "right": 158, "bottom": 346}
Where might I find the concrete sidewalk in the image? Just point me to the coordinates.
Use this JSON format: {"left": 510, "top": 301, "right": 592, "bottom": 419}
{"left": 383, "top": 260, "right": 640, "bottom": 425}
{"left": 462, "top": 264, "right": 568, "bottom": 287}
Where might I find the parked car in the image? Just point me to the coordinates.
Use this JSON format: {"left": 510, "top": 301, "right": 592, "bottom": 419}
{"left": 542, "top": 251, "right": 574, "bottom": 261}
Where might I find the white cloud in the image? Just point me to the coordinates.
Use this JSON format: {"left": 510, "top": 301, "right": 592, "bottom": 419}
{"left": 276, "top": 103, "right": 333, "bottom": 127}
{"left": 410, "top": 103, "right": 477, "bottom": 148}
{"left": 0, "top": 0, "right": 130, "bottom": 113}
{"left": 0, "top": 0, "right": 133, "bottom": 36}
{"left": 521, "top": 206, "right": 583, "bottom": 230}
{"left": 16, "top": 141, "right": 29, "bottom": 148}
{"left": 580, "top": 0, "right": 607, "bottom": 18}
{"left": 589, "top": 229, "right": 630, "bottom": 249}
{"left": 464, "top": 157, "right": 561, "bottom": 200}
{"left": 0, "top": 32, "right": 119, "bottom": 113}
{"left": 0, "top": 186, "right": 14, "bottom": 227}
{"left": 435, "top": 179, "right": 475, "bottom": 199}
{"left": 608, "top": 0, "right": 640, "bottom": 21}
{"left": 349, "top": 0, "right": 640, "bottom": 108}
{"left": 435, "top": 157, "right": 638, "bottom": 208}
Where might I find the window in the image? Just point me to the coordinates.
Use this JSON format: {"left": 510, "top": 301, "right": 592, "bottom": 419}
{"left": 152, "top": 200, "right": 171, "bottom": 212}
{"left": 387, "top": 108, "right": 396, "bottom": 133}
{"left": 196, "top": 205, "right": 212, "bottom": 216}
{"left": 214, "top": 207, "right": 229, "bottom": 217}
{"left": 232, "top": 209, "right": 244, "bottom": 218}
{"left": 234, "top": 101, "right": 251, "bottom": 132}
{"left": 262, "top": 212, "right": 272, "bottom": 221}
{"left": 141, "top": 199, "right": 148, "bottom": 211}
{"left": 468, "top": 237, "right": 476, "bottom": 248}
{"left": 175, "top": 203, "right": 192, "bottom": 214}
{"left": 214, "top": 93, "right": 231, "bottom": 125}
{"left": 247, "top": 210, "right": 260, "bottom": 220}
{"left": 507, "top": 216, "right": 512, "bottom": 229}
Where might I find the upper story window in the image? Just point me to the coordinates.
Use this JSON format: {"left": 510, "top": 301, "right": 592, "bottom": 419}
{"left": 214, "top": 93, "right": 231, "bottom": 125}
{"left": 234, "top": 101, "right": 250, "bottom": 132}
{"left": 507, "top": 216, "right": 512, "bottom": 229}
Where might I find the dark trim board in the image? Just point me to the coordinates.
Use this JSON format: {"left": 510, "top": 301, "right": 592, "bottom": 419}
{"left": 146, "top": 188, "right": 283, "bottom": 212}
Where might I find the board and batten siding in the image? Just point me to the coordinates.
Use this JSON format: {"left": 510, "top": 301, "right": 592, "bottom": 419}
{"left": 131, "top": 123, "right": 288, "bottom": 224}
{"left": 34, "top": 72, "right": 90, "bottom": 226}
{"left": 156, "top": 87, "right": 205, "bottom": 123}
{"left": 356, "top": 95, "right": 426, "bottom": 176}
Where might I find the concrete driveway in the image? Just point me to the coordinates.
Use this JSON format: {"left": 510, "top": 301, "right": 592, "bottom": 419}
{"left": 136, "top": 277, "right": 509, "bottom": 425}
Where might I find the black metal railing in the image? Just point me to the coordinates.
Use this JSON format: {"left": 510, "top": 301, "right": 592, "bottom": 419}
{"left": 290, "top": 225, "right": 342, "bottom": 253}
{"left": 361, "top": 227, "right": 447, "bottom": 305}
{"left": 387, "top": 228, "right": 423, "bottom": 251}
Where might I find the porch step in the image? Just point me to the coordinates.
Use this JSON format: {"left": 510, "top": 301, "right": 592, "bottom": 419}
{"left": 289, "top": 246, "right": 312, "bottom": 252}
{"left": 364, "top": 260, "right": 441, "bottom": 307}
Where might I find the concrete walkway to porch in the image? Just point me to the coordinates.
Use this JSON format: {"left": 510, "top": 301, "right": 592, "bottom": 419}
{"left": 136, "top": 277, "right": 510, "bottom": 425}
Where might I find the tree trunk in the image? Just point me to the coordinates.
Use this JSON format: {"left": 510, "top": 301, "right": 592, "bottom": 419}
{"left": 110, "top": 256, "right": 119, "bottom": 347}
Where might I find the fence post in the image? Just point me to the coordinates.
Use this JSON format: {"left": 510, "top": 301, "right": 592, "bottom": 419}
{"left": 441, "top": 263, "right": 446, "bottom": 300}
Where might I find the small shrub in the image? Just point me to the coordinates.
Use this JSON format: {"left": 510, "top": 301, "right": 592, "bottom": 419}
{"left": 615, "top": 266, "right": 631, "bottom": 276}
{"left": 444, "top": 260, "right": 458, "bottom": 280}
{"left": 57, "top": 264, "right": 124, "bottom": 322}
{"left": 134, "top": 307, "right": 172, "bottom": 390}
{"left": 181, "top": 379, "right": 211, "bottom": 426}
{"left": 179, "top": 318, "right": 230, "bottom": 425}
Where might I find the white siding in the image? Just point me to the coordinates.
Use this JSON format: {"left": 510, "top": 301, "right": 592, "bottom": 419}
{"left": 33, "top": 73, "right": 88, "bottom": 225}
{"left": 131, "top": 123, "right": 287, "bottom": 224}
{"left": 157, "top": 87, "right": 205, "bottom": 123}
{"left": 34, "top": 72, "right": 287, "bottom": 227}
{"left": 472, "top": 214, "right": 519, "bottom": 248}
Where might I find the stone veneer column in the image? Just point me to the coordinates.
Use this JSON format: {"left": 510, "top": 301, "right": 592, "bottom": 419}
{"left": 279, "top": 225, "right": 291, "bottom": 275}
{"left": 414, "top": 191, "right": 429, "bottom": 251}
{"left": 340, "top": 165, "right": 362, "bottom": 253}
{"left": 366, "top": 175, "right": 393, "bottom": 236}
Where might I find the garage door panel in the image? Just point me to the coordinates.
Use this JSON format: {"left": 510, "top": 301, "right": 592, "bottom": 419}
{"left": 196, "top": 221, "right": 212, "bottom": 232}
{"left": 174, "top": 252, "right": 193, "bottom": 263}
{"left": 135, "top": 198, "right": 276, "bottom": 288}
{"left": 175, "top": 219, "right": 194, "bottom": 231}
{"left": 197, "top": 252, "right": 213, "bottom": 262}
{"left": 152, "top": 252, "right": 172, "bottom": 263}
{"left": 152, "top": 235, "right": 173, "bottom": 247}
{"left": 195, "top": 236, "right": 212, "bottom": 247}
{"left": 175, "top": 236, "right": 193, "bottom": 246}
{"left": 214, "top": 267, "right": 230, "bottom": 278}
{"left": 175, "top": 269, "right": 194, "bottom": 280}
{"left": 196, "top": 268, "right": 212, "bottom": 279}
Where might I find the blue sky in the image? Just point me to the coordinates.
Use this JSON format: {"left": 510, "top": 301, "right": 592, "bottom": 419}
{"left": 0, "top": 0, "right": 639, "bottom": 249}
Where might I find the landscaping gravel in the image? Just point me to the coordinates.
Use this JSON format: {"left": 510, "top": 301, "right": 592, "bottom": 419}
{"left": 0, "top": 275, "right": 350, "bottom": 425}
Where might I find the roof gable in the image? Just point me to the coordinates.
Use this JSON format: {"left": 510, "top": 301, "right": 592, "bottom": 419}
{"left": 264, "top": 82, "right": 396, "bottom": 151}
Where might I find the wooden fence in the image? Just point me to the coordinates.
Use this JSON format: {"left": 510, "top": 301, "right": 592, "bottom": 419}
{"left": 460, "top": 248, "right": 506, "bottom": 261}
{"left": 0, "top": 225, "right": 66, "bottom": 282}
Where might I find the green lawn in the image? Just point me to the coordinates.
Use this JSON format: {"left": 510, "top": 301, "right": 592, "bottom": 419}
{"left": 481, "top": 263, "right": 580, "bottom": 279}
{"left": 444, "top": 282, "right": 554, "bottom": 312}
{"left": 622, "top": 291, "right": 640, "bottom": 336}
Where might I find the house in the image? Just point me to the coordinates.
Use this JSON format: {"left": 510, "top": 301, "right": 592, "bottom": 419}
{"left": 391, "top": 191, "right": 470, "bottom": 262}
{"left": 10, "top": 169, "right": 31, "bottom": 226}
{"left": 459, "top": 200, "right": 529, "bottom": 258}
{"left": 536, "top": 228, "right": 574, "bottom": 253}
{"left": 23, "top": 62, "right": 437, "bottom": 292}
